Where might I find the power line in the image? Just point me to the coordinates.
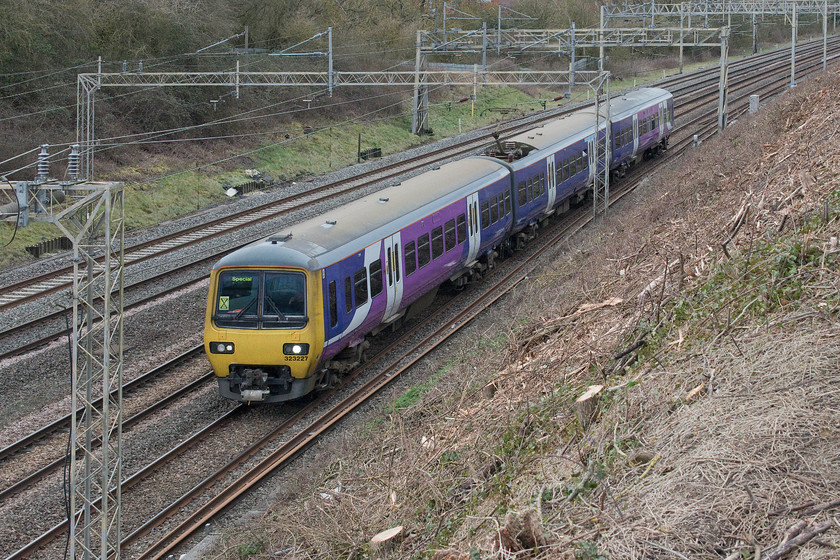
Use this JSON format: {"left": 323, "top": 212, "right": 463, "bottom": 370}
{"left": 0, "top": 61, "right": 98, "bottom": 87}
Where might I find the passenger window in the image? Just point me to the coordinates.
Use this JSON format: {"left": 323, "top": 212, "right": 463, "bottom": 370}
{"left": 457, "top": 213, "right": 466, "bottom": 243}
{"left": 431, "top": 226, "right": 444, "bottom": 259}
{"left": 344, "top": 277, "right": 353, "bottom": 313}
{"left": 370, "top": 259, "right": 383, "bottom": 297}
{"left": 444, "top": 219, "right": 456, "bottom": 251}
{"left": 353, "top": 268, "right": 368, "bottom": 308}
{"left": 504, "top": 191, "right": 511, "bottom": 215}
{"left": 481, "top": 201, "right": 490, "bottom": 228}
{"left": 405, "top": 241, "right": 416, "bottom": 276}
{"left": 518, "top": 182, "right": 527, "bottom": 206}
{"left": 490, "top": 197, "right": 499, "bottom": 223}
{"left": 418, "top": 233, "right": 431, "bottom": 268}
{"left": 328, "top": 281, "right": 338, "bottom": 328}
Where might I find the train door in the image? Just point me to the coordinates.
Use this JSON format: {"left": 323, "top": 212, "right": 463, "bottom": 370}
{"left": 632, "top": 114, "right": 639, "bottom": 157}
{"left": 466, "top": 192, "right": 481, "bottom": 263}
{"left": 545, "top": 155, "right": 556, "bottom": 212}
{"left": 383, "top": 233, "right": 404, "bottom": 323}
{"left": 658, "top": 102, "right": 666, "bottom": 140}
{"left": 586, "top": 136, "right": 597, "bottom": 183}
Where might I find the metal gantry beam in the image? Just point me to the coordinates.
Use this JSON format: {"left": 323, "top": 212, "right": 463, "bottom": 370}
{"left": 606, "top": 0, "right": 840, "bottom": 19}
{"left": 77, "top": 66, "right": 608, "bottom": 168}
{"left": 79, "top": 69, "right": 607, "bottom": 89}
{"left": 76, "top": 20, "right": 731, "bottom": 176}
{"left": 48, "top": 181, "right": 125, "bottom": 560}
{"left": 419, "top": 26, "right": 722, "bottom": 53}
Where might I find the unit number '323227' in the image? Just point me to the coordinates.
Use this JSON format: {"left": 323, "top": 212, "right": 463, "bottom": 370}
{"left": 285, "top": 355, "right": 308, "bottom": 361}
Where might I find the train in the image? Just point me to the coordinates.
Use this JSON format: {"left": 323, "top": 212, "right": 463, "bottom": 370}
{"left": 203, "top": 87, "right": 674, "bottom": 403}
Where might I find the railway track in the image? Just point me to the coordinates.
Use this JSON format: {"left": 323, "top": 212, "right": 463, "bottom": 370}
{"left": 2, "top": 35, "right": 837, "bottom": 367}
{"left": 128, "top": 101, "right": 738, "bottom": 560}
{"left": 0, "top": 41, "right": 790, "bottom": 511}
{"left": 0, "top": 37, "right": 833, "bottom": 318}
{"left": 1, "top": 38, "right": 837, "bottom": 560}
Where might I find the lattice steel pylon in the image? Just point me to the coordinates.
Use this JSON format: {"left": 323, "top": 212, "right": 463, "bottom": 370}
{"left": 592, "top": 73, "right": 612, "bottom": 216}
{"left": 49, "top": 182, "right": 125, "bottom": 560}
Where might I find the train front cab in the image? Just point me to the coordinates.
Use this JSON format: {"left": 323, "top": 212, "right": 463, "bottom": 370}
{"left": 204, "top": 266, "right": 325, "bottom": 403}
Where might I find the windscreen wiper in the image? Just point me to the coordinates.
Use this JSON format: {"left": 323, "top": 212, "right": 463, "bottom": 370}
{"left": 263, "top": 295, "right": 287, "bottom": 320}
{"left": 234, "top": 298, "right": 258, "bottom": 319}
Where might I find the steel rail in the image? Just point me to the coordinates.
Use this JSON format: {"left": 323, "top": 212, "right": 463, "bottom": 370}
{"left": 2, "top": 38, "right": 837, "bottom": 560}
{"left": 1, "top": 35, "right": 837, "bottom": 368}
{"left": 130, "top": 75, "right": 791, "bottom": 560}
{"left": 1, "top": 35, "right": 836, "bottom": 314}
{"left": 0, "top": 347, "right": 205, "bottom": 462}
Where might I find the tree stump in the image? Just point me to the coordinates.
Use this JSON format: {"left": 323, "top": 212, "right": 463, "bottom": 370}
{"left": 370, "top": 526, "right": 403, "bottom": 557}
{"left": 519, "top": 509, "right": 547, "bottom": 549}
{"left": 575, "top": 385, "right": 604, "bottom": 429}
{"left": 496, "top": 513, "right": 523, "bottom": 553}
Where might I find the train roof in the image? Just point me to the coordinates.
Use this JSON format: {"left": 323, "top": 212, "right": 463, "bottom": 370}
{"left": 503, "top": 87, "right": 672, "bottom": 152}
{"left": 213, "top": 157, "right": 509, "bottom": 271}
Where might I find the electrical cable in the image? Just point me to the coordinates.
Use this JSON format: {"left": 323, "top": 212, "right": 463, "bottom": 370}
{"left": 5, "top": 144, "right": 72, "bottom": 176}
{"left": 0, "top": 60, "right": 98, "bottom": 88}
{"left": 3, "top": 41, "right": 563, "bottom": 178}
{"left": 91, "top": 85, "right": 413, "bottom": 147}
{"left": 4, "top": 58, "right": 491, "bottom": 169}
{"left": 0, "top": 80, "right": 77, "bottom": 101}
{"left": 129, "top": 79, "right": 453, "bottom": 188}
{"left": 0, "top": 86, "right": 155, "bottom": 124}
{"left": 0, "top": 146, "right": 41, "bottom": 167}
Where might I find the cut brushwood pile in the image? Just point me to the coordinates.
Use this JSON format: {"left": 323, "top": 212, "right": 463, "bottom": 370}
{"left": 230, "top": 70, "right": 840, "bottom": 560}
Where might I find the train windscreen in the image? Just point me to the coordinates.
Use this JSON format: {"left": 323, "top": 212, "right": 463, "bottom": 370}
{"left": 213, "top": 270, "right": 307, "bottom": 329}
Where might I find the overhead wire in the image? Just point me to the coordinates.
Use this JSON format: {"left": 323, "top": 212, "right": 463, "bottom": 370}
{"left": 129, "top": 76, "right": 455, "bottom": 188}
{"left": 0, "top": 146, "right": 72, "bottom": 178}
{"left": 121, "top": 42, "right": 576, "bottom": 180}
{"left": 3, "top": 45, "right": 540, "bottom": 170}
{"left": 2, "top": 29, "right": 561, "bottom": 181}
{"left": 0, "top": 60, "right": 98, "bottom": 88}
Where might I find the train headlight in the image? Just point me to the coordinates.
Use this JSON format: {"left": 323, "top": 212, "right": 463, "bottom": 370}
{"left": 210, "top": 342, "right": 235, "bottom": 354}
{"left": 283, "top": 343, "right": 309, "bottom": 355}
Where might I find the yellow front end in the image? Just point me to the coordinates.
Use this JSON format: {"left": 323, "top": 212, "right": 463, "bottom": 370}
{"left": 203, "top": 266, "right": 325, "bottom": 403}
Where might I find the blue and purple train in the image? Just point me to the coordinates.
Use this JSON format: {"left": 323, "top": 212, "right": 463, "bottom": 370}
{"left": 204, "top": 87, "right": 674, "bottom": 402}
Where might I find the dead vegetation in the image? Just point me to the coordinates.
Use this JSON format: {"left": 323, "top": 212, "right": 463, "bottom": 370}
{"left": 217, "top": 70, "right": 840, "bottom": 560}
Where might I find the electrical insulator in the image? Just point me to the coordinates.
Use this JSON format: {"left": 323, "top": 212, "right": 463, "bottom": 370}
{"left": 37, "top": 145, "right": 49, "bottom": 181}
{"left": 68, "top": 144, "right": 81, "bottom": 180}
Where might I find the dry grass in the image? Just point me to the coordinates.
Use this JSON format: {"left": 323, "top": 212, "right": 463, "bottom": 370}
{"left": 594, "top": 324, "right": 840, "bottom": 559}
{"left": 216, "top": 69, "right": 840, "bottom": 560}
